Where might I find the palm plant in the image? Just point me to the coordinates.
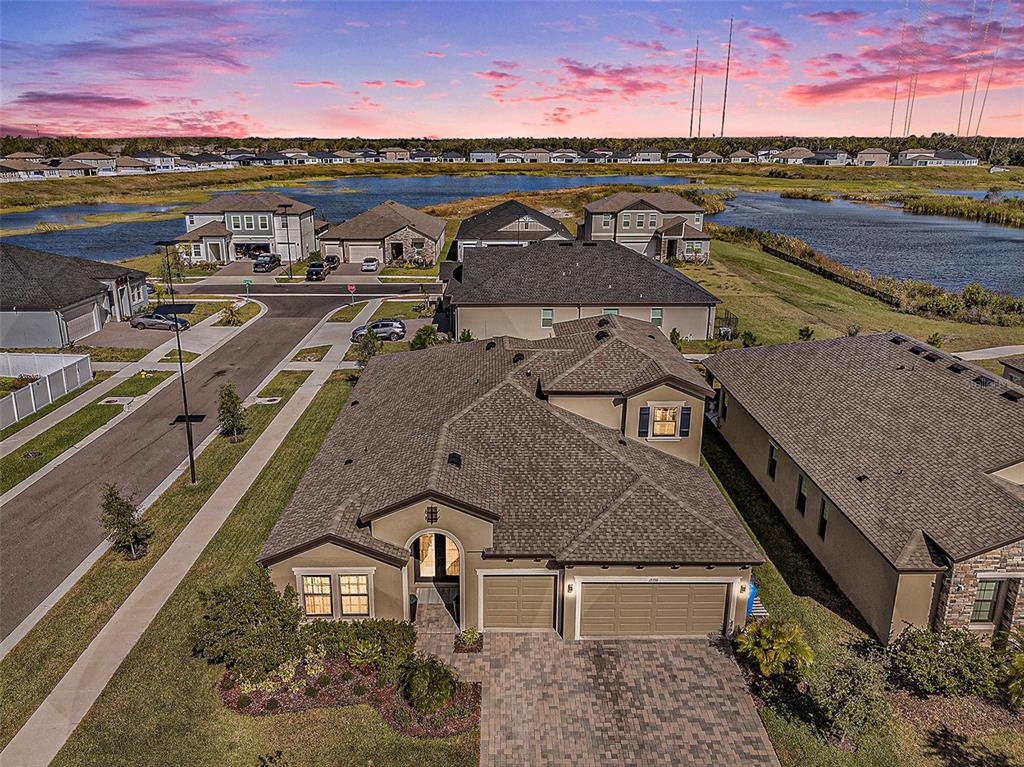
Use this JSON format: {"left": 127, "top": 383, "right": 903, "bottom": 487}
{"left": 736, "top": 618, "right": 814, "bottom": 679}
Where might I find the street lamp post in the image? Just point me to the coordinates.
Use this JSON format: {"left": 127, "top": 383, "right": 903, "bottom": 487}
{"left": 154, "top": 240, "right": 197, "bottom": 484}
{"left": 277, "top": 203, "right": 294, "bottom": 279}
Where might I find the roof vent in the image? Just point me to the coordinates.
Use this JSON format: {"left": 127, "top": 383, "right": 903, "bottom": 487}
{"left": 447, "top": 452, "right": 462, "bottom": 468}
{"left": 890, "top": 336, "right": 906, "bottom": 344}
{"left": 597, "top": 318, "right": 610, "bottom": 327}
{"left": 512, "top": 352, "right": 525, "bottom": 363}
{"left": 856, "top": 474, "right": 869, "bottom": 482}
{"left": 974, "top": 375, "right": 994, "bottom": 387}
{"left": 948, "top": 363, "right": 967, "bottom": 374}
{"left": 909, "top": 346, "right": 925, "bottom": 355}
{"left": 1002, "top": 390, "right": 1022, "bottom": 402}
{"left": 344, "top": 458, "right": 353, "bottom": 465}
{"left": 485, "top": 341, "right": 496, "bottom": 350}
{"left": 923, "top": 352, "right": 941, "bottom": 362}
{"left": 647, "top": 334, "right": 656, "bottom": 339}
{"left": 595, "top": 330, "right": 610, "bottom": 341}
{"left": 618, "top": 438, "right": 627, "bottom": 446}
{"left": 350, "top": 399, "right": 358, "bottom": 406}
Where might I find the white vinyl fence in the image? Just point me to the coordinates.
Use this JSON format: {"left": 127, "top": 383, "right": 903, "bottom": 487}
{"left": 0, "top": 353, "right": 93, "bottom": 429}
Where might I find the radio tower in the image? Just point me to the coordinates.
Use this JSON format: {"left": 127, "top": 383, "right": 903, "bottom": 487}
{"left": 689, "top": 37, "right": 700, "bottom": 138}
{"left": 720, "top": 18, "right": 734, "bottom": 138}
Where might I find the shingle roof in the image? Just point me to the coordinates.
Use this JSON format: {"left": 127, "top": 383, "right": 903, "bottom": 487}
{"left": 321, "top": 200, "right": 445, "bottom": 241}
{"left": 454, "top": 200, "right": 571, "bottom": 244}
{"left": 5, "top": 151, "right": 44, "bottom": 159}
{"left": 778, "top": 147, "right": 814, "bottom": 159}
{"left": 1001, "top": 356, "right": 1024, "bottom": 375}
{"left": 729, "top": 150, "right": 756, "bottom": 158}
{"left": 115, "top": 156, "right": 153, "bottom": 168}
{"left": 656, "top": 218, "right": 711, "bottom": 239}
{"left": 184, "top": 192, "right": 313, "bottom": 215}
{"left": 935, "top": 150, "right": 978, "bottom": 161}
{"left": 0, "top": 243, "right": 144, "bottom": 312}
{"left": 175, "top": 220, "right": 231, "bottom": 241}
{"left": 259, "top": 316, "right": 759, "bottom": 567}
{"left": 584, "top": 191, "right": 702, "bottom": 214}
{"left": 446, "top": 240, "right": 720, "bottom": 307}
{"left": 66, "top": 152, "right": 115, "bottom": 160}
{"left": 705, "top": 334, "right": 1024, "bottom": 567}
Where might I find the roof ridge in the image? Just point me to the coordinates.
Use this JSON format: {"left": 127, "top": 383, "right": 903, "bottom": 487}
{"left": 556, "top": 478, "right": 645, "bottom": 559}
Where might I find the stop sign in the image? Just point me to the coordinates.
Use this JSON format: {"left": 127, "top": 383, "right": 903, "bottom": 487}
{"left": 347, "top": 284, "right": 356, "bottom": 293}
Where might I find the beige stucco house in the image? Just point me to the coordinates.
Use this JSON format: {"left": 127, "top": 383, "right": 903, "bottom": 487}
{"left": 705, "top": 334, "right": 1024, "bottom": 643}
{"left": 443, "top": 240, "right": 720, "bottom": 341}
{"left": 580, "top": 191, "right": 710, "bottom": 261}
{"left": 319, "top": 200, "right": 446, "bottom": 265}
{"left": 855, "top": 148, "right": 891, "bottom": 167}
{"left": 258, "top": 315, "right": 762, "bottom": 639}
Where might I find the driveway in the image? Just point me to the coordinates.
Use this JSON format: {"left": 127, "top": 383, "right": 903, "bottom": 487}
{"left": 213, "top": 259, "right": 286, "bottom": 277}
{"left": 417, "top": 607, "right": 780, "bottom": 766}
{"left": 78, "top": 322, "right": 174, "bottom": 350}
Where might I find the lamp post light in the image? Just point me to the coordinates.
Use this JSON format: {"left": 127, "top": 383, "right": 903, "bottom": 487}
{"left": 277, "top": 203, "right": 294, "bottom": 279}
{"left": 154, "top": 239, "right": 197, "bottom": 484}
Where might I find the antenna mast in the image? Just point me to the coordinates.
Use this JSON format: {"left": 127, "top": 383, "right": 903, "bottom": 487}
{"left": 721, "top": 17, "right": 734, "bottom": 138}
{"left": 889, "top": 0, "right": 909, "bottom": 137}
{"left": 689, "top": 37, "right": 700, "bottom": 138}
{"left": 956, "top": 0, "right": 978, "bottom": 135}
{"left": 698, "top": 76, "right": 704, "bottom": 137}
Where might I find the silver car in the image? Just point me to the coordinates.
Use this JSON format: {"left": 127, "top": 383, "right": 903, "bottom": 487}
{"left": 351, "top": 320, "right": 405, "bottom": 341}
{"left": 130, "top": 312, "right": 190, "bottom": 331}
{"left": 360, "top": 257, "right": 380, "bottom": 272}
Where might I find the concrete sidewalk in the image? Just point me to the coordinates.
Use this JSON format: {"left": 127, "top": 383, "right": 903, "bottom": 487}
{"left": 955, "top": 344, "right": 1024, "bottom": 361}
{"left": 0, "top": 300, "right": 377, "bottom": 767}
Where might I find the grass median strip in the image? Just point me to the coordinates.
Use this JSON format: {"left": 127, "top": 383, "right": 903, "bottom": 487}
{"left": 369, "top": 299, "right": 433, "bottom": 322}
{"left": 0, "top": 370, "right": 311, "bottom": 750}
{"left": 292, "top": 345, "right": 331, "bottom": 362}
{"left": 342, "top": 340, "right": 409, "bottom": 361}
{"left": 0, "top": 371, "right": 113, "bottom": 441}
{"left": 327, "top": 301, "right": 367, "bottom": 323}
{"left": 161, "top": 349, "right": 201, "bottom": 364}
{"left": 213, "top": 301, "right": 261, "bottom": 327}
{"left": 0, "top": 371, "right": 173, "bottom": 495}
{"left": 49, "top": 371, "right": 475, "bottom": 767}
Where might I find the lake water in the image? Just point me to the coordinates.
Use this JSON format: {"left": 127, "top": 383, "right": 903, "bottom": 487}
{"left": 712, "top": 193, "right": 1024, "bottom": 295}
{"left": 2, "top": 175, "right": 1022, "bottom": 294}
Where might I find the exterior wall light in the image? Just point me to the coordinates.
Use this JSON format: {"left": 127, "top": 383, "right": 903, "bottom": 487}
{"left": 567, "top": 582, "right": 574, "bottom": 594}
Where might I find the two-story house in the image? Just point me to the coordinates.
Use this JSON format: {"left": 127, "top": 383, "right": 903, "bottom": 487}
{"left": 380, "top": 147, "right": 411, "bottom": 162}
{"left": 65, "top": 152, "right": 116, "bottom": 172}
{"left": 632, "top": 148, "right": 663, "bottom": 163}
{"left": 258, "top": 314, "right": 762, "bottom": 639}
{"left": 453, "top": 200, "right": 571, "bottom": 258}
{"left": 579, "top": 191, "right": 709, "bottom": 261}
{"left": 131, "top": 150, "right": 177, "bottom": 170}
{"left": 176, "top": 192, "right": 317, "bottom": 264}
{"left": 469, "top": 148, "right": 498, "bottom": 163}
{"left": 855, "top": 148, "right": 890, "bottom": 167}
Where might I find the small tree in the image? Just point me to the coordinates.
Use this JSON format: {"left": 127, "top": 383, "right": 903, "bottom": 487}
{"left": 813, "top": 651, "right": 890, "bottom": 744}
{"left": 100, "top": 484, "right": 152, "bottom": 560}
{"left": 356, "top": 329, "right": 383, "bottom": 367}
{"left": 669, "top": 328, "right": 683, "bottom": 350}
{"left": 409, "top": 325, "right": 444, "bottom": 350}
{"left": 798, "top": 326, "right": 815, "bottom": 342}
{"left": 219, "top": 303, "right": 243, "bottom": 326}
{"left": 927, "top": 332, "right": 943, "bottom": 348}
{"left": 218, "top": 382, "right": 246, "bottom": 442}
{"left": 457, "top": 329, "right": 473, "bottom": 343}
{"left": 152, "top": 282, "right": 166, "bottom": 304}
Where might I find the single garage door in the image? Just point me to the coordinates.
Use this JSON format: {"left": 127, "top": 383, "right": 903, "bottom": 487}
{"left": 482, "top": 574, "right": 556, "bottom": 630}
{"left": 579, "top": 581, "right": 728, "bottom": 638}
{"left": 65, "top": 303, "right": 101, "bottom": 342}
{"left": 347, "top": 243, "right": 383, "bottom": 262}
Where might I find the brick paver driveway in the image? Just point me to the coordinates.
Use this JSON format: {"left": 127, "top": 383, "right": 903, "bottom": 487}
{"left": 418, "top": 610, "right": 780, "bottom": 766}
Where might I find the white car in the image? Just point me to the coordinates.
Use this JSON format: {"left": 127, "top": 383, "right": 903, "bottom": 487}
{"left": 360, "top": 257, "right": 380, "bottom": 272}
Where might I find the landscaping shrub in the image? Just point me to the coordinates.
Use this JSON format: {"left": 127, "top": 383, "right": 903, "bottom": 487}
{"left": 350, "top": 619, "right": 417, "bottom": 684}
{"left": 237, "top": 693, "right": 252, "bottom": 708}
{"left": 458, "top": 626, "right": 481, "bottom": 648}
{"left": 736, "top": 618, "right": 814, "bottom": 681}
{"left": 356, "top": 330, "right": 383, "bottom": 367}
{"left": 304, "top": 686, "right": 318, "bottom": 698}
{"left": 317, "top": 673, "right": 331, "bottom": 688}
{"left": 347, "top": 637, "right": 383, "bottom": 672}
{"left": 1006, "top": 653, "right": 1024, "bottom": 707}
{"left": 353, "top": 684, "right": 367, "bottom": 697}
{"left": 401, "top": 655, "right": 458, "bottom": 714}
{"left": 265, "top": 697, "right": 280, "bottom": 711}
{"left": 813, "top": 651, "right": 891, "bottom": 741}
{"left": 341, "top": 670, "right": 354, "bottom": 682}
{"left": 190, "top": 566, "right": 304, "bottom": 684}
{"left": 409, "top": 325, "right": 446, "bottom": 350}
{"left": 888, "top": 626, "right": 1002, "bottom": 699}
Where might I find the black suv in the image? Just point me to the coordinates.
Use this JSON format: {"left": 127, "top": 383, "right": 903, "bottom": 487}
{"left": 252, "top": 254, "right": 281, "bottom": 272}
{"left": 305, "top": 261, "right": 328, "bottom": 281}
{"left": 324, "top": 255, "right": 340, "bottom": 271}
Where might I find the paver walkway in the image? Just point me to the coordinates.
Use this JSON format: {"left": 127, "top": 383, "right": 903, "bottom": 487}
{"left": 417, "top": 616, "right": 780, "bottom": 767}
{"left": 0, "top": 301, "right": 379, "bottom": 767}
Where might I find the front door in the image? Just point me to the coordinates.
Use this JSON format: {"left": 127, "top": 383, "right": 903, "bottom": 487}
{"left": 414, "top": 532, "right": 460, "bottom": 623}
{"left": 390, "top": 241, "right": 404, "bottom": 261}
{"left": 208, "top": 241, "right": 223, "bottom": 264}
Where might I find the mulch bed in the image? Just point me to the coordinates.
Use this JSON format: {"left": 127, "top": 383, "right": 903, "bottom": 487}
{"left": 453, "top": 635, "right": 483, "bottom": 654}
{"left": 220, "top": 656, "right": 479, "bottom": 738}
{"left": 891, "top": 689, "right": 1024, "bottom": 738}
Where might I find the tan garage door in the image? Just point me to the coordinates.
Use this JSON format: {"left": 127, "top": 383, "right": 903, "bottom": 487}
{"left": 579, "top": 582, "right": 728, "bottom": 638}
{"left": 482, "top": 575, "right": 555, "bottom": 630}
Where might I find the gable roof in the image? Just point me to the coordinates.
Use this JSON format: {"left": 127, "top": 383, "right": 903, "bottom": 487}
{"left": 778, "top": 147, "right": 814, "bottom": 159}
{"left": 584, "top": 191, "right": 703, "bottom": 215}
{"left": 258, "top": 318, "right": 758, "bottom": 567}
{"left": 321, "top": 200, "right": 445, "bottom": 242}
{"left": 175, "top": 220, "right": 231, "bottom": 241}
{"left": 454, "top": 200, "right": 571, "bottom": 243}
{"left": 0, "top": 243, "right": 144, "bottom": 312}
{"left": 705, "top": 333, "right": 1024, "bottom": 568}
{"left": 446, "top": 240, "right": 720, "bottom": 307}
{"left": 66, "top": 152, "right": 114, "bottom": 160}
{"left": 1001, "top": 356, "right": 1024, "bottom": 375}
{"left": 184, "top": 192, "right": 313, "bottom": 215}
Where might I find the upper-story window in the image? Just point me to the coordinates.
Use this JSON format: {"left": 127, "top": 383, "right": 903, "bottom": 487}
{"left": 638, "top": 403, "right": 692, "bottom": 439}
{"left": 601, "top": 214, "right": 612, "bottom": 227}
{"left": 258, "top": 215, "right": 270, "bottom": 230}
{"left": 648, "top": 213, "right": 658, "bottom": 227}
{"left": 188, "top": 215, "right": 195, "bottom": 226}
{"left": 541, "top": 308, "right": 553, "bottom": 328}
{"left": 230, "top": 215, "right": 241, "bottom": 230}
{"left": 694, "top": 214, "right": 703, "bottom": 227}
{"left": 244, "top": 215, "right": 254, "bottom": 229}
{"left": 622, "top": 213, "right": 631, "bottom": 229}
{"left": 602, "top": 308, "right": 619, "bottom": 316}
{"left": 650, "top": 308, "right": 663, "bottom": 327}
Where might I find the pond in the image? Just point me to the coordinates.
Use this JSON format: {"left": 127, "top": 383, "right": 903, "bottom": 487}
{"left": 0, "top": 202, "right": 183, "bottom": 231}
{"left": 711, "top": 192, "right": 1024, "bottom": 295}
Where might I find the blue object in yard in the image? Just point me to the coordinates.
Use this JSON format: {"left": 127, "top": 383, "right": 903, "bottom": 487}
{"left": 746, "top": 580, "right": 759, "bottom": 618}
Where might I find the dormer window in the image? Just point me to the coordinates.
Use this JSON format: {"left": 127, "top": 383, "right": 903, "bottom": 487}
{"left": 638, "top": 403, "right": 692, "bottom": 439}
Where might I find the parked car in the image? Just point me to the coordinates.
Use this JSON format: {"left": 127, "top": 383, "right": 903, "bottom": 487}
{"left": 324, "top": 255, "right": 340, "bottom": 271}
{"left": 360, "top": 257, "right": 380, "bottom": 272}
{"left": 306, "top": 261, "right": 328, "bottom": 281}
{"left": 351, "top": 320, "right": 406, "bottom": 342}
{"left": 253, "top": 254, "right": 282, "bottom": 272}
{"left": 130, "top": 312, "right": 190, "bottom": 331}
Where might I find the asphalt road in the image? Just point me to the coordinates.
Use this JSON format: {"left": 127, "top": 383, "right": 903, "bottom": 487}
{"left": 0, "top": 295, "right": 354, "bottom": 640}
{"left": 177, "top": 282, "right": 439, "bottom": 296}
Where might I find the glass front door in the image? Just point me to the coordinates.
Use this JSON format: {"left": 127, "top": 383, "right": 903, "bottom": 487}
{"left": 414, "top": 533, "right": 460, "bottom": 583}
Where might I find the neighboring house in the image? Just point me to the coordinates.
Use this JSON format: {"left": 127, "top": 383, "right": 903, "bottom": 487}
{"left": 257, "top": 314, "right": 761, "bottom": 638}
{"left": 633, "top": 148, "right": 663, "bottom": 164}
{"left": 774, "top": 147, "right": 815, "bottom": 164}
{"left": 4, "top": 151, "right": 45, "bottom": 162}
{"left": 113, "top": 156, "right": 154, "bottom": 174}
{"left": 805, "top": 149, "right": 849, "bottom": 166}
{"left": 453, "top": 200, "right": 572, "bottom": 258}
{"left": 705, "top": 334, "right": 1024, "bottom": 643}
{"left": 221, "top": 147, "right": 257, "bottom": 160}
{"left": 48, "top": 159, "right": 96, "bottom": 178}
{"left": 178, "top": 152, "right": 237, "bottom": 169}
{"left": 178, "top": 192, "right": 317, "bottom": 264}
{"left": 444, "top": 239, "right": 720, "bottom": 341}
{"left": 580, "top": 191, "right": 707, "bottom": 260}
{"left": 380, "top": 147, "right": 411, "bottom": 162}
{"left": 0, "top": 243, "right": 148, "bottom": 347}
{"left": 521, "top": 147, "right": 551, "bottom": 163}
{"left": 243, "top": 152, "right": 300, "bottom": 166}
{"left": 895, "top": 148, "right": 942, "bottom": 167}
{"left": 728, "top": 150, "right": 756, "bottom": 163}
{"left": 578, "top": 150, "right": 608, "bottom": 164}
{"left": 1001, "top": 356, "right": 1024, "bottom": 385}
{"left": 65, "top": 152, "right": 116, "bottom": 171}
{"left": 332, "top": 150, "right": 360, "bottom": 163}
{"left": 609, "top": 151, "right": 633, "bottom": 164}
{"left": 497, "top": 150, "right": 524, "bottom": 163}
{"left": 935, "top": 150, "right": 980, "bottom": 167}
{"left": 410, "top": 149, "right": 438, "bottom": 162}
{"left": 319, "top": 200, "right": 446, "bottom": 264}
{"left": 469, "top": 149, "right": 498, "bottom": 163}
{"left": 132, "top": 150, "right": 176, "bottom": 170}
{"left": 308, "top": 151, "right": 344, "bottom": 164}
{"left": 756, "top": 147, "right": 780, "bottom": 162}
{"left": 353, "top": 149, "right": 383, "bottom": 163}
{"left": 549, "top": 149, "right": 579, "bottom": 163}
{"left": 0, "top": 159, "right": 60, "bottom": 181}
{"left": 666, "top": 150, "right": 693, "bottom": 164}
{"left": 855, "top": 148, "right": 890, "bottom": 167}
{"left": 697, "top": 151, "right": 724, "bottom": 164}
{"left": 439, "top": 150, "right": 466, "bottom": 163}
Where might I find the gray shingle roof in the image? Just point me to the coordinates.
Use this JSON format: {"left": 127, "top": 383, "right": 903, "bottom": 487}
{"left": 321, "top": 200, "right": 446, "bottom": 242}
{"left": 445, "top": 240, "right": 720, "bottom": 307}
{"left": 453, "top": 200, "right": 571, "bottom": 244}
{"left": 259, "top": 316, "right": 758, "bottom": 567}
{"left": 175, "top": 220, "right": 231, "bottom": 241}
{"left": 1, "top": 243, "right": 144, "bottom": 312}
{"left": 705, "top": 333, "right": 1024, "bottom": 567}
{"left": 584, "top": 191, "right": 702, "bottom": 214}
{"left": 185, "top": 192, "right": 313, "bottom": 215}
{"left": 1001, "top": 356, "right": 1024, "bottom": 375}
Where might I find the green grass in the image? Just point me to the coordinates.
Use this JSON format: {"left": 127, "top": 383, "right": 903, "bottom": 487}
{"left": 701, "top": 427, "right": 1024, "bottom": 766}
{"left": 327, "top": 301, "right": 367, "bottom": 323}
{"left": 0, "top": 371, "right": 172, "bottom": 494}
{"left": 342, "top": 341, "right": 410, "bottom": 362}
{"left": 678, "top": 240, "right": 1024, "bottom": 351}
{"left": 212, "top": 301, "right": 260, "bottom": 327}
{"left": 2, "top": 346, "right": 151, "bottom": 362}
{"left": 369, "top": 300, "right": 433, "bottom": 322}
{"left": 0, "top": 371, "right": 113, "bottom": 441}
{"left": 117, "top": 253, "right": 220, "bottom": 278}
{"left": 49, "top": 370, "right": 476, "bottom": 767}
{"left": 161, "top": 349, "right": 201, "bottom": 363}
{"left": 292, "top": 345, "right": 331, "bottom": 362}
{"left": 0, "top": 371, "right": 310, "bottom": 750}
{"left": 0, "top": 376, "right": 36, "bottom": 395}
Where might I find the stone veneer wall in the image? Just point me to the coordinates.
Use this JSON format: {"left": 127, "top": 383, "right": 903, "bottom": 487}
{"left": 384, "top": 227, "right": 441, "bottom": 265}
{"left": 935, "top": 540, "right": 1024, "bottom": 631}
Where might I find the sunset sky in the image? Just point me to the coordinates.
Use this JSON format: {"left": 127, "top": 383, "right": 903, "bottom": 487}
{"left": 1, "top": 0, "right": 1021, "bottom": 139}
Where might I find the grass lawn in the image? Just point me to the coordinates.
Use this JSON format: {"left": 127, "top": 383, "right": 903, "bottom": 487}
{"left": 678, "top": 240, "right": 1024, "bottom": 352}
{"left": 292, "top": 345, "right": 331, "bottom": 362}
{"left": 1, "top": 346, "right": 151, "bottom": 363}
{"left": 0, "top": 371, "right": 113, "bottom": 441}
{"left": 701, "top": 427, "right": 1024, "bottom": 767}
{"left": 327, "top": 301, "right": 367, "bottom": 323}
{"left": 49, "top": 370, "right": 477, "bottom": 767}
{"left": 0, "top": 371, "right": 172, "bottom": 494}
{"left": 369, "top": 299, "right": 433, "bottom": 322}
{"left": 0, "top": 371, "right": 310, "bottom": 749}
{"left": 342, "top": 341, "right": 410, "bottom": 362}
{"left": 0, "top": 376, "right": 37, "bottom": 394}
{"left": 161, "top": 349, "right": 201, "bottom": 363}
{"left": 117, "top": 253, "right": 221, "bottom": 278}
{"left": 212, "top": 300, "right": 261, "bottom": 327}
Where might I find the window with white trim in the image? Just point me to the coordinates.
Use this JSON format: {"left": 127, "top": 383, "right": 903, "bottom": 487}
{"left": 602, "top": 308, "right": 619, "bottom": 316}
{"left": 339, "top": 574, "right": 370, "bottom": 617}
{"left": 541, "top": 308, "right": 553, "bottom": 328}
{"left": 652, "top": 406, "right": 678, "bottom": 436}
{"left": 301, "top": 575, "right": 333, "bottom": 617}
{"left": 648, "top": 213, "right": 657, "bottom": 227}
{"left": 650, "top": 308, "right": 663, "bottom": 327}
{"left": 243, "top": 215, "right": 254, "bottom": 229}
{"left": 230, "top": 215, "right": 241, "bottom": 230}
{"left": 622, "top": 213, "right": 631, "bottom": 229}
{"left": 258, "top": 215, "right": 270, "bottom": 230}
{"left": 191, "top": 243, "right": 202, "bottom": 258}
{"left": 601, "top": 214, "right": 612, "bottom": 227}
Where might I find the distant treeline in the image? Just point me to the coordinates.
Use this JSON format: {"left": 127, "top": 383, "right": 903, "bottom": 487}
{"left": 2, "top": 133, "right": 1022, "bottom": 166}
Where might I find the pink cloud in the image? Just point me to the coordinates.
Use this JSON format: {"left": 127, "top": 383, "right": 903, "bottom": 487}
{"left": 349, "top": 95, "right": 381, "bottom": 112}
{"left": 345, "top": 20, "right": 369, "bottom": 28}
{"left": 13, "top": 91, "right": 150, "bottom": 109}
{"left": 491, "top": 59, "right": 519, "bottom": 69}
{"left": 425, "top": 50, "right": 445, "bottom": 58}
{"left": 802, "top": 10, "right": 867, "bottom": 26}
{"left": 361, "top": 80, "right": 385, "bottom": 88}
{"left": 856, "top": 26, "right": 886, "bottom": 38}
{"left": 293, "top": 80, "right": 338, "bottom": 89}
{"left": 392, "top": 79, "right": 425, "bottom": 88}
{"left": 473, "top": 70, "right": 521, "bottom": 81}
{"left": 744, "top": 25, "right": 792, "bottom": 51}
{"left": 608, "top": 37, "right": 673, "bottom": 55}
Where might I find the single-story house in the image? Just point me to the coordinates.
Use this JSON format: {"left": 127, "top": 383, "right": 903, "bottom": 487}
{"left": 728, "top": 150, "right": 756, "bottom": 163}
{"left": 704, "top": 334, "right": 1024, "bottom": 642}
{"left": 444, "top": 239, "right": 720, "bottom": 341}
{"left": 332, "top": 150, "right": 360, "bottom": 163}
{"left": 439, "top": 150, "right": 466, "bottom": 163}
{"left": 178, "top": 192, "right": 317, "bottom": 264}
{"left": 48, "top": 159, "right": 96, "bottom": 178}
{"left": 697, "top": 151, "right": 724, "bottom": 164}
{"left": 221, "top": 147, "right": 257, "bottom": 160}
{"left": 469, "top": 149, "right": 498, "bottom": 163}
{"left": 521, "top": 148, "right": 551, "bottom": 163}
{"left": 1001, "top": 356, "right": 1024, "bottom": 385}
{"left": 453, "top": 200, "right": 572, "bottom": 258}
{"left": 65, "top": 152, "right": 116, "bottom": 171}
{"left": 578, "top": 150, "right": 608, "bottom": 164}
{"left": 805, "top": 149, "right": 849, "bottom": 166}
{"left": 580, "top": 191, "right": 708, "bottom": 260}
{"left": 773, "top": 147, "right": 815, "bottom": 164}
{"left": 1, "top": 243, "right": 148, "bottom": 347}
{"left": 609, "top": 151, "right": 633, "bottom": 164}
{"left": 242, "top": 152, "right": 301, "bottom": 166}
{"left": 935, "top": 150, "right": 980, "bottom": 167}
{"left": 114, "top": 156, "right": 154, "bottom": 174}
{"left": 0, "top": 159, "right": 60, "bottom": 181}
{"left": 497, "top": 150, "right": 524, "bottom": 163}
{"left": 4, "top": 151, "right": 45, "bottom": 162}
{"left": 257, "top": 314, "right": 762, "bottom": 639}
{"left": 633, "top": 148, "right": 663, "bottom": 163}
{"left": 756, "top": 147, "right": 780, "bottom": 162}
{"left": 855, "top": 148, "right": 890, "bottom": 167}
{"left": 666, "top": 150, "right": 693, "bottom": 164}
{"left": 319, "top": 200, "right": 446, "bottom": 265}
{"left": 549, "top": 149, "right": 579, "bottom": 163}
{"left": 411, "top": 150, "right": 438, "bottom": 162}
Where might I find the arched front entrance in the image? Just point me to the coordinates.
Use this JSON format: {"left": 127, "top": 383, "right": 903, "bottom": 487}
{"left": 404, "top": 529, "right": 463, "bottom": 628}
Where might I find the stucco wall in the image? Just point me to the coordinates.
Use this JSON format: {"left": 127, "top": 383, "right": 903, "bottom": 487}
{"left": 455, "top": 304, "right": 712, "bottom": 341}
{"left": 0, "top": 311, "right": 63, "bottom": 348}
{"left": 547, "top": 394, "right": 622, "bottom": 430}
{"left": 623, "top": 382, "right": 706, "bottom": 464}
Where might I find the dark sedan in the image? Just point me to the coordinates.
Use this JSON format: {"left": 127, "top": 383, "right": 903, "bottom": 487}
{"left": 305, "top": 261, "right": 328, "bottom": 281}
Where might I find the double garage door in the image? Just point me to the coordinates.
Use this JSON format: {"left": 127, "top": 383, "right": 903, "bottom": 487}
{"left": 578, "top": 581, "right": 728, "bottom": 638}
